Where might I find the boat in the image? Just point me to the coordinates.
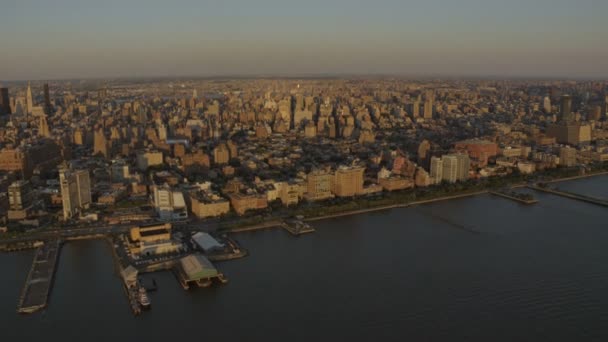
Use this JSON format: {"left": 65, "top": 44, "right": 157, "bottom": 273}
{"left": 138, "top": 287, "right": 151, "bottom": 310}
{"left": 195, "top": 279, "right": 212, "bottom": 288}
{"left": 217, "top": 274, "right": 229, "bottom": 284}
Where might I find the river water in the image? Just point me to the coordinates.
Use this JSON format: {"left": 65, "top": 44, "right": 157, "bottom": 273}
{"left": 2, "top": 176, "right": 608, "bottom": 341}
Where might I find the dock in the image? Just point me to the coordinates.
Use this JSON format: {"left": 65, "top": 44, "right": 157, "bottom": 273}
{"left": 490, "top": 191, "right": 539, "bottom": 205}
{"left": 173, "top": 267, "right": 228, "bottom": 290}
{"left": 281, "top": 220, "right": 315, "bottom": 236}
{"left": 17, "top": 239, "right": 61, "bottom": 314}
{"left": 528, "top": 185, "right": 608, "bottom": 207}
{"left": 173, "top": 254, "right": 228, "bottom": 290}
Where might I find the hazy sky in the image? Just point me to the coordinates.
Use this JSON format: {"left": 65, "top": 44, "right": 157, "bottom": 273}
{"left": 1, "top": 0, "right": 607, "bottom": 80}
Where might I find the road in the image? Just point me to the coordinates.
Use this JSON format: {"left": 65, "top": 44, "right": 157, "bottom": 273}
{"left": 0, "top": 218, "right": 226, "bottom": 245}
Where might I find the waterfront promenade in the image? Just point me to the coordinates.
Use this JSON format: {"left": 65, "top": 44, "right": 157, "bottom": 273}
{"left": 1, "top": 171, "right": 606, "bottom": 244}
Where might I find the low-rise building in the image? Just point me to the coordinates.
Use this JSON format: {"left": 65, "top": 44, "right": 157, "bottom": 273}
{"left": 189, "top": 190, "right": 230, "bottom": 219}
{"left": 228, "top": 191, "right": 268, "bottom": 216}
{"left": 152, "top": 184, "right": 188, "bottom": 221}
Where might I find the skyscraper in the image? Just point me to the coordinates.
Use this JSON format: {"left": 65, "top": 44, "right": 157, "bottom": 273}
{"left": 26, "top": 82, "right": 34, "bottom": 114}
{"left": 43, "top": 83, "right": 52, "bottom": 113}
{"left": 560, "top": 95, "right": 573, "bottom": 123}
{"left": 0, "top": 87, "right": 11, "bottom": 114}
{"left": 423, "top": 90, "right": 434, "bottom": 119}
{"left": 8, "top": 180, "right": 33, "bottom": 211}
{"left": 93, "top": 128, "right": 109, "bottom": 158}
{"left": 430, "top": 156, "right": 443, "bottom": 184}
{"left": 431, "top": 154, "right": 470, "bottom": 183}
{"left": 60, "top": 165, "right": 92, "bottom": 220}
{"left": 39, "top": 115, "right": 50, "bottom": 137}
{"left": 543, "top": 96, "right": 551, "bottom": 113}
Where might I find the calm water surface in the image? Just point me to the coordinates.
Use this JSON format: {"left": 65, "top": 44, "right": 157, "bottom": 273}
{"left": 1, "top": 176, "right": 608, "bottom": 341}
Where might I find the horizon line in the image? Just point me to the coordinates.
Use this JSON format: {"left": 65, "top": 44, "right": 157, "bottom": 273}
{"left": 2, "top": 72, "right": 607, "bottom": 84}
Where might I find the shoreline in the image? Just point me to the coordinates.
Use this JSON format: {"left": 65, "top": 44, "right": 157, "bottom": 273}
{"left": 304, "top": 190, "right": 489, "bottom": 222}
{"left": 542, "top": 171, "right": 608, "bottom": 184}
{"left": 225, "top": 170, "right": 608, "bottom": 234}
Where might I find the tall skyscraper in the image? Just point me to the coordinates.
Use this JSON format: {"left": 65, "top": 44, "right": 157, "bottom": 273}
{"left": 8, "top": 180, "right": 33, "bottom": 211}
{"left": 431, "top": 154, "right": 470, "bottom": 183}
{"left": 43, "top": 83, "right": 52, "bottom": 113}
{"left": 60, "top": 165, "right": 92, "bottom": 220}
{"left": 0, "top": 87, "right": 11, "bottom": 114}
{"left": 543, "top": 96, "right": 552, "bottom": 113}
{"left": 93, "top": 128, "right": 109, "bottom": 158}
{"left": 423, "top": 90, "right": 434, "bottom": 119}
{"left": 430, "top": 156, "right": 443, "bottom": 184}
{"left": 26, "top": 82, "right": 34, "bottom": 114}
{"left": 39, "top": 115, "right": 50, "bottom": 137}
{"left": 560, "top": 95, "right": 573, "bottom": 123}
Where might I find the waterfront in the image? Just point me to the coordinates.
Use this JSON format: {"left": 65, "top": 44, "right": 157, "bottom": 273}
{"left": 1, "top": 176, "right": 608, "bottom": 341}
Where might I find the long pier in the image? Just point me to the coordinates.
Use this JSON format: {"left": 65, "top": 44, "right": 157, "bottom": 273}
{"left": 489, "top": 191, "right": 538, "bottom": 205}
{"left": 17, "top": 239, "right": 61, "bottom": 314}
{"left": 528, "top": 185, "right": 608, "bottom": 207}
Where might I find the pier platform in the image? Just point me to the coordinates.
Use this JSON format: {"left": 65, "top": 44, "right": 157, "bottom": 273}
{"left": 17, "top": 239, "right": 61, "bottom": 314}
{"left": 490, "top": 191, "right": 538, "bottom": 205}
{"left": 528, "top": 185, "right": 608, "bottom": 207}
{"left": 282, "top": 220, "right": 315, "bottom": 236}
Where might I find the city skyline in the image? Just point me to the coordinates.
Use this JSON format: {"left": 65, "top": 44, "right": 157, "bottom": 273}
{"left": 2, "top": 0, "right": 608, "bottom": 81}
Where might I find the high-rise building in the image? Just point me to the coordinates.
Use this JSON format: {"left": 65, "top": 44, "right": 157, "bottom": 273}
{"left": 60, "top": 165, "right": 92, "bottom": 220}
{"left": 157, "top": 123, "right": 167, "bottom": 141}
{"left": 305, "top": 169, "right": 334, "bottom": 201}
{"left": 39, "top": 115, "right": 50, "bottom": 137}
{"left": 559, "top": 146, "right": 577, "bottom": 167}
{"left": 43, "top": 83, "right": 52, "bottom": 113}
{"left": 213, "top": 143, "right": 230, "bottom": 165}
{"left": 423, "top": 90, "right": 434, "bottom": 119}
{"left": 560, "top": 95, "right": 573, "bottom": 123}
{"left": 430, "top": 156, "right": 443, "bottom": 184}
{"left": 111, "top": 161, "right": 131, "bottom": 182}
{"left": 332, "top": 166, "right": 364, "bottom": 197}
{"left": 8, "top": 180, "right": 33, "bottom": 211}
{"left": 93, "top": 128, "right": 108, "bottom": 158}
{"left": 26, "top": 82, "right": 34, "bottom": 114}
{"left": 441, "top": 155, "right": 458, "bottom": 183}
{"left": 0, "top": 87, "right": 11, "bottom": 114}
{"left": 227, "top": 140, "right": 238, "bottom": 159}
{"left": 543, "top": 96, "right": 552, "bottom": 113}
{"left": 136, "top": 150, "right": 164, "bottom": 170}
{"left": 7, "top": 180, "right": 35, "bottom": 220}
{"left": 431, "top": 154, "right": 470, "bottom": 183}
{"left": 590, "top": 105, "right": 602, "bottom": 121}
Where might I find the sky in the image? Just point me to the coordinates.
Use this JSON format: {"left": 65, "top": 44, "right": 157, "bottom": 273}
{"left": 1, "top": 0, "right": 607, "bottom": 80}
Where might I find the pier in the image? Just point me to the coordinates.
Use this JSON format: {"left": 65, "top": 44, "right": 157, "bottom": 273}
{"left": 17, "top": 239, "right": 61, "bottom": 314}
{"left": 281, "top": 220, "right": 316, "bottom": 236}
{"left": 528, "top": 185, "right": 608, "bottom": 208}
{"left": 490, "top": 191, "right": 539, "bottom": 205}
{"left": 174, "top": 254, "right": 228, "bottom": 290}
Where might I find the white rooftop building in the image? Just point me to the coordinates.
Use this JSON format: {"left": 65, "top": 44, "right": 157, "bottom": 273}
{"left": 152, "top": 184, "right": 188, "bottom": 221}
